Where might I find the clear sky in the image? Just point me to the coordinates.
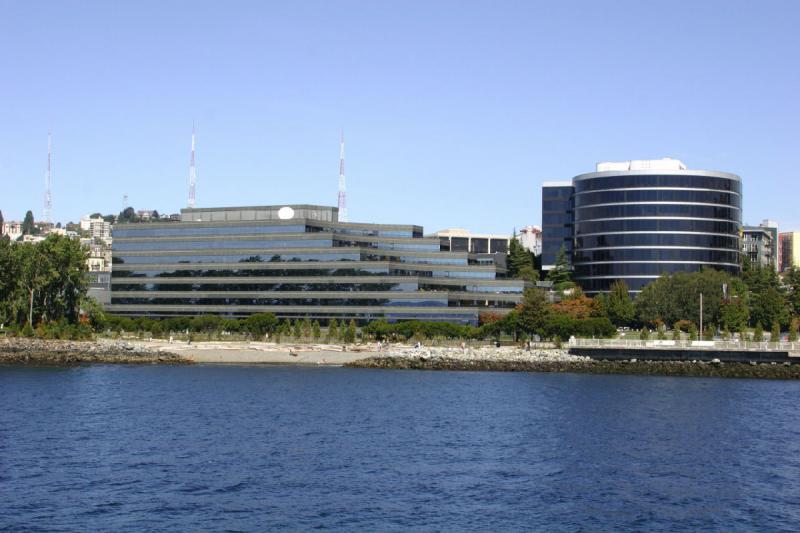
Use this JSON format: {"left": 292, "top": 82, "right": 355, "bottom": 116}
{"left": 1, "top": 1, "right": 798, "bottom": 234}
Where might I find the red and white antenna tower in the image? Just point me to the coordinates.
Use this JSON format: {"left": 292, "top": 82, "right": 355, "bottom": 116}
{"left": 43, "top": 130, "right": 52, "bottom": 223}
{"left": 188, "top": 124, "right": 197, "bottom": 208}
{"left": 337, "top": 129, "right": 347, "bottom": 222}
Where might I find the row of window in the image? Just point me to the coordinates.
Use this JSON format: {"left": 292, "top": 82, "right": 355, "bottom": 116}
{"left": 575, "top": 204, "right": 740, "bottom": 222}
{"left": 114, "top": 239, "right": 442, "bottom": 253}
{"left": 574, "top": 189, "right": 741, "bottom": 208}
{"left": 112, "top": 267, "right": 497, "bottom": 280}
{"left": 110, "top": 297, "right": 518, "bottom": 308}
{"left": 575, "top": 219, "right": 741, "bottom": 235}
{"left": 111, "top": 282, "right": 525, "bottom": 294}
{"left": 575, "top": 233, "right": 740, "bottom": 249}
{"left": 113, "top": 253, "right": 471, "bottom": 266}
{"left": 111, "top": 298, "right": 449, "bottom": 307}
{"left": 574, "top": 174, "right": 740, "bottom": 193}
{"left": 107, "top": 309, "right": 481, "bottom": 325}
{"left": 113, "top": 224, "right": 308, "bottom": 238}
{"left": 574, "top": 262, "right": 741, "bottom": 278}
{"left": 573, "top": 248, "right": 741, "bottom": 264}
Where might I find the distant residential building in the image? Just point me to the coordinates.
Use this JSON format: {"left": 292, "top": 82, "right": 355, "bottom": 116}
{"left": 779, "top": 232, "right": 800, "bottom": 271}
{"left": 518, "top": 225, "right": 542, "bottom": 255}
{"left": 431, "top": 228, "right": 510, "bottom": 254}
{"left": 137, "top": 210, "right": 158, "bottom": 221}
{"left": 80, "top": 215, "right": 112, "bottom": 243}
{"left": 742, "top": 224, "right": 776, "bottom": 270}
{"left": 2, "top": 221, "right": 23, "bottom": 241}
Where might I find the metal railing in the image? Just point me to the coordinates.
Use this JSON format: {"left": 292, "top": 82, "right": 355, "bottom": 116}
{"left": 570, "top": 337, "right": 800, "bottom": 353}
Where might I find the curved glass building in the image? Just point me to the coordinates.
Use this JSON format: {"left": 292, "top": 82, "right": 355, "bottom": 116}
{"left": 543, "top": 159, "right": 742, "bottom": 294}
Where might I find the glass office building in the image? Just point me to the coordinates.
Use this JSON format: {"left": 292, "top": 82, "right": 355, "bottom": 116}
{"left": 106, "top": 205, "right": 525, "bottom": 325}
{"left": 543, "top": 160, "right": 742, "bottom": 294}
{"left": 541, "top": 182, "right": 574, "bottom": 270}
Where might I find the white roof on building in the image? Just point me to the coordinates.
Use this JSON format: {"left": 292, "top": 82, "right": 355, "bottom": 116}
{"left": 596, "top": 158, "right": 687, "bottom": 172}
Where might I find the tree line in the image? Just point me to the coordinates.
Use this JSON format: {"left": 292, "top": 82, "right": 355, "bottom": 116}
{"left": 0, "top": 234, "right": 89, "bottom": 336}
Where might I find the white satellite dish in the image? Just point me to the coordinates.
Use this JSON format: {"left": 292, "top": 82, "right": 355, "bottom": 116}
{"left": 278, "top": 206, "right": 295, "bottom": 220}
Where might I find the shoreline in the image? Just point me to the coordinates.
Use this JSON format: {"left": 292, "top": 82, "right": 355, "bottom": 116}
{"left": 3, "top": 338, "right": 800, "bottom": 379}
{"left": 345, "top": 355, "right": 800, "bottom": 379}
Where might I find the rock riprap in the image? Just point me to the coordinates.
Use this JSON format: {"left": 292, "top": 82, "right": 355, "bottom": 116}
{"left": 0, "top": 337, "right": 187, "bottom": 365}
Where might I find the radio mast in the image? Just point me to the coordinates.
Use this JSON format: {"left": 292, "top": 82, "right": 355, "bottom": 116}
{"left": 43, "top": 131, "right": 52, "bottom": 223}
{"left": 337, "top": 130, "right": 347, "bottom": 222}
{"left": 188, "top": 124, "right": 197, "bottom": 208}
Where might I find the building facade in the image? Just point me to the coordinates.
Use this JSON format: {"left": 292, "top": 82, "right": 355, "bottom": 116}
{"left": 542, "top": 159, "right": 742, "bottom": 294}
{"left": 431, "top": 228, "right": 510, "bottom": 254}
{"left": 106, "top": 205, "right": 525, "bottom": 325}
{"left": 742, "top": 222, "right": 777, "bottom": 270}
{"left": 541, "top": 182, "right": 574, "bottom": 270}
{"left": 779, "top": 232, "right": 800, "bottom": 271}
{"left": 518, "top": 225, "right": 542, "bottom": 255}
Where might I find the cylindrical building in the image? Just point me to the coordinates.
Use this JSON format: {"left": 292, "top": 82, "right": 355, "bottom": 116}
{"left": 570, "top": 159, "right": 742, "bottom": 294}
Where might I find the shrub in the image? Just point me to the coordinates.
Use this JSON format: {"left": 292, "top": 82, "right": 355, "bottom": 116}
{"left": 753, "top": 323, "right": 764, "bottom": 342}
{"left": 21, "top": 322, "right": 34, "bottom": 338}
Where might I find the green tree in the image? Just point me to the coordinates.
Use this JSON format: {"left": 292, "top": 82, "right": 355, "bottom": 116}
{"left": 343, "top": 319, "right": 357, "bottom": 343}
{"left": 311, "top": 320, "right": 321, "bottom": 340}
{"left": 292, "top": 319, "right": 302, "bottom": 338}
{"left": 657, "top": 323, "right": 667, "bottom": 340}
{"left": 689, "top": 323, "right": 698, "bottom": 341}
{"left": 789, "top": 319, "right": 799, "bottom": 342}
{"left": 720, "top": 298, "right": 749, "bottom": 332}
{"left": 327, "top": 318, "right": 339, "bottom": 341}
{"left": 607, "top": 280, "right": 635, "bottom": 327}
{"left": 639, "top": 328, "right": 650, "bottom": 340}
{"left": 517, "top": 264, "right": 539, "bottom": 283}
{"left": 753, "top": 323, "right": 764, "bottom": 342}
{"left": 301, "top": 317, "right": 312, "bottom": 338}
{"left": 244, "top": 313, "right": 277, "bottom": 336}
{"left": 771, "top": 321, "right": 781, "bottom": 343}
{"left": 517, "top": 288, "right": 550, "bottom": 336}
{"left": 21, "top": 210, "right": 35, "bottom": 235}
{"left": 784, "top": 267, "right": 800, "bottom": 317}
{"left": 546, "top": 246, "right": 572, "bottom": 286}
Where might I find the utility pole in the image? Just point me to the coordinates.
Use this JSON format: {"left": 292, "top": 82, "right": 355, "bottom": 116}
{"left": 699, "top": 292, "right": 704, "bottom": 339}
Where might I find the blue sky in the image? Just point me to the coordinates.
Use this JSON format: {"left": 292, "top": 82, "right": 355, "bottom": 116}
{"left": 1, "top": 1, "right": 798, "bottom": 234}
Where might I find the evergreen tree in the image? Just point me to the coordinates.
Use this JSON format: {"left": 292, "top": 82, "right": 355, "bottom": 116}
{"left": 753, "top": 322, "right": 764, "bottom": 342}
{"left": 672, "top": 328, "right": 681, "bottom": 341}
{"left": 0, "top": 209, "right": 4, "bottom": 235}
{"left": 21, "top": 210, "right": 35, "bottom": 235}
{"left": 292, "top": 319, "right": 302, "bottom": 338}
{"left": 344, "top": 319, "right": 357, "bottom": 343}
{"left": 689, "top": 323, "right": 698, "bottom": 341}
{"left": 784, "top": 267, "right": 800, "bottom": 317}
{"left": 507, "top": 237, "right": 533, "bottom": 279}
{"left": 607, "top": 280, "right": 635, "bottom": 327}
{"left": 327, "top": 318, "right": 339, "bottom": 341}
{"left": 771, "top": 321, "right": 781, "bottom": 343}
{"left": 517, "top": 288, "right": 550, "bottom": 336}
{"left": 311, "top": 320, "right": 321, "bottom": 340}
{"left": 301, "top": 317, "right": 312, "bottom": 338}
{"left": 657, "top": 323, "right": 666, "bottom": 340}
{"left": 789, "top": 319, "right": 799, "bottom": 342}
{"left": 546, "top": 246, "right": 572, "bottom": 286}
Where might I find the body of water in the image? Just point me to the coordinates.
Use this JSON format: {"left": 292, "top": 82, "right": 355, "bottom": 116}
{"left": 1, "top": 365, "right": 799, "bottom": 531}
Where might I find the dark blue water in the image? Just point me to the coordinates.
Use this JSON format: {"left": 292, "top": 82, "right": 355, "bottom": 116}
{"left": 2, "top": 365, "right": 800, "bottom": 531}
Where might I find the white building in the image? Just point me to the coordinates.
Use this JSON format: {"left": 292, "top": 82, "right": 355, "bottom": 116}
{"left": 431, "top": 228, "right": 511, "bottom": 254}
{"left": 79, "top": 215, "right": 112, "bottom": 243}
{"left": 1, "top": 221, "right": 23, "bottom": 241}
{"left": 518, "top": 225, "right": 542, "bottom": 255}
